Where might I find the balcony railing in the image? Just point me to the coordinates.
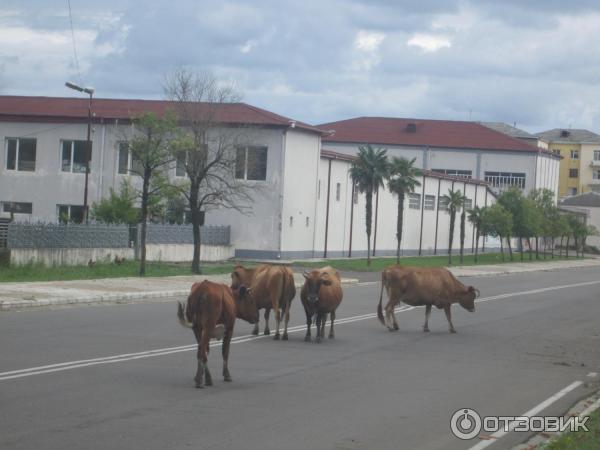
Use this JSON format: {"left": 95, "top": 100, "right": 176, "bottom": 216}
{"left": 589, "top": 159, "right": 600, "bottom": 167}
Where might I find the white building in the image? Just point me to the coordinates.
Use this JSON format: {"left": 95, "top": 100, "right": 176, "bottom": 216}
{"left": 2, "top": 97, "right": 554, "bottom": 259}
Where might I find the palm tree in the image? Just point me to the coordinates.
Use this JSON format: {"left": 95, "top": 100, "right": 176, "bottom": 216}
{"left": 442, "top": 189, "right": 465, "bottom": 265}
{"left": 387, "top": 157, "right": 421, "bottom": 264}
{"left": 467, "top": 206, "right": 483, "bottom": 263}
{"left": 349, "top": 144, "right": 389, "bottom": 266}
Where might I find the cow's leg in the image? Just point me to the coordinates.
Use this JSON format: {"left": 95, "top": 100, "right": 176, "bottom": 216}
{"left": 384, "top": 300, "right": 398, "bottom": 331}
{"left": 222, "top": 327, "right": 233, "bottom": 382}
{"left": 423, "top": 304, "right": 432, "bottom": 332}
{"left": 304, "top": 311, "right": 312, "bottom": 342}
{"left": 263, "top": 308, "right": 271, "bottom": 335}
{"left": 252, "top": 310, "right": 260, "bottom": 336}
{"left": 193, "top": 327, "right": 207, "bottom": 388}
{"left": 320, "top": 313, "right": 327, "bottom": 338}
{"left": 315, "top": 313, "right": 322, "bottom": 343}
{"left": 443, "top": 304, "right": 457, "bottom": 333}
{"left": 273, "top": 306, "right": 281, "bottom": 340}
{"left": 329, "top": 310, "right": 336, "bottom": 339}
{"left": 282, "top": 302, "right": 290, "bottom": 340}
{"left": 200, "top": 329, "right": 213, "bottom": 386}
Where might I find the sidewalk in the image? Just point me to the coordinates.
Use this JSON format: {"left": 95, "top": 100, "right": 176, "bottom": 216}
{"left": 1, "top": 258, "right": 599, "bottom": 311}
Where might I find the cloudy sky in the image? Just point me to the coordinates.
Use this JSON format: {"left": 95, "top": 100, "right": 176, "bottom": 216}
{"left": 2, "top": 0, "right": 600, "bottom": 133}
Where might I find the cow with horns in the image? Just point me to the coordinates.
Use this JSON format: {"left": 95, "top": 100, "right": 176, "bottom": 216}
{"left": 300, "top": 266, "right": 343, "bottom": 342}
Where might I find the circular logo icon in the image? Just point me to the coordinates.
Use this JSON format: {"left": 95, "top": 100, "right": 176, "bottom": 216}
{"left": 450, "top": 408, "right": 482, "bottom": 440}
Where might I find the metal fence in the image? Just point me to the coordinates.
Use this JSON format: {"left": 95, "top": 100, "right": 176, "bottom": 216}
{"left": 7, "top": 222, "right": 231, "bottom": 249}
{"left": 8, "top": 223, "right": 130, "bottom": 249}
{"left": 143, "top": 224, "right": 230, "bottom": 245}
{"left": 0, "top": 218, "right": 9, "bottom": 248}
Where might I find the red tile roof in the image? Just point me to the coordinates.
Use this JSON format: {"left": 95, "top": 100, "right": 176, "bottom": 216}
{"left": 320, "top": 116, "right": 555, "bottom": 155}
{"left": 0, "top": 96, "right": 324, "bottom": 134}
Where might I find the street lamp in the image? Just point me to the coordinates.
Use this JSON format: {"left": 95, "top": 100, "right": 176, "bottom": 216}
{"left": 65, "top": 81, "right": 94, "bottom": 223}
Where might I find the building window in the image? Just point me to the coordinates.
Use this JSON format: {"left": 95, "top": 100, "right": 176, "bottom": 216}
{"left": 594, "top": 150, "right": 600, "bottom": 161}
{"left": 552, "top": 149, "right": 561, "bottom": 156}
{"left": 570, "top": 150, "right": 579, "bottom": 160}
{"left": 2, "top": 201, "right": 32, "bottom": 214}
{"left": 408, "top": 193, "right": 421, "bottom": 209}
{"left": 593, "top": 170, "right": 600, "bottom": 180}
{"left": 6, "top": 138, "right": 36, "bottom": 172}
{"left": 424, "top": 195, "right": 435, "bottom": 210}
{"left": 569, "top": 168, "right": 579, "bottom": 178}
{"left": 58, "top": 205, "right": 85, "bottom": 223}
{"left": 235, "top": 146, "right": 267, "bottom": 181}
{"left": 175, "top": 152, "right": 187, "bottom": 177}
{"left": 336, "top": 183, "right": 341, "bottom": 201}
{"left": 306, "top": 216, "right": 310, "bottom": 227}
{"left": 61, "top": 140, "right": 90, "bottom": 173}
{"left": 438, "top": 196, "right": 450, "bottom": 211}
{"left": 118, "top": 142, "right": 143, "bottom": 175}
{"left": 569, "top": 187, "right": 578, "bottom": 196}
{"left": 289, "top": 216, "right": 293, "bottom": 227}
{"left": 484, "top": 171, "right": 526, "bottom": 190}
{"left": 463, "top": 198, "right": 473, "bottom": 210}
{"left": 431, "top": 169, "right": 472, "bottom": 179}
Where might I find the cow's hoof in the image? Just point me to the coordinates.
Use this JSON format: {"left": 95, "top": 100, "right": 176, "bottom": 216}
{"left": 387, "top": 327, "right": 396, "bottom": 332}
{"left": 393, "top": 324, "right": 399, "bottom": 330}
{"left": 251, "top": 329, "right": 259, "bottom": 336}
{"left": 282, "top": 334, "right": 288, "bottom": 340}
{"left": 315, "top": 337, "right": 322, "bottom": 343}
{"left": 263, "top": 329, "right": 270, "bottom": 336}
{"left": 423, "top": 328, "right": 430, "bottom": 333}
{"left": 304, "top": 336, "right": 311, "bottom": 342}
{"left": 195, "top": 383, "right": 204, "bottom": 389}
{"left": 224, "top": 376, "right": 232, "bottom": 382}
{"left": 273, "top": 334, "right": 280, "bottom": 340}
{"left": 450, "top": 329, "right": 457, "bottom": 334}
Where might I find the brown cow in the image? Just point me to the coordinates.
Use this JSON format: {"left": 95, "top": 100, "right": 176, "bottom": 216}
{"left": 377, "top": 265, "right": 479, "bottom": 333}
{"left": 177, "top": 280, "right": 256, "bottom": 388}
{"left": 231, "top": 264, "right": 296, "bottom": 340}
{"left": 300, "top": 266, "right": 343, "bottom": 343}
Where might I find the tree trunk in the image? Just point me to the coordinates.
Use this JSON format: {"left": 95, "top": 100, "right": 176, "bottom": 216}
{"left": 459, "top": 210, "right": 466, "bottom": 264}
{"left": 551, "top": 237, "right": 555, "bottom": 259}
{"left": 500, "top": 235, "right": 505, "bottom": 262}
{"left": 527, "top": 238, "right": 533, "bottom": 260}
{"left": 448, "top": 208, "right": 455, "bottom": 265}
{"left": 365, "top": 189, "right": 372, "bottom": 267}
{"left": 566, "top": 236, "right": 570, "bottom": 258}
{"left": 507, "top": 236, "right": 513, "bottom": 261}
{"left": 396, "top": 193, "right": 404, "bottom": 264}
{"left": 139, "top": 170, "right": 151, "bottom": 277}
{"left": 189, "top": 182, "right": 202, "bottom": 274}
{"left": 474, "top": 229, "right": 479, "bottom": 263}
{"left": 535, "top": 236, "right": 539, "bottom": 259}
{"left": 520, "top": 237, "right": 524, "bottom": 261}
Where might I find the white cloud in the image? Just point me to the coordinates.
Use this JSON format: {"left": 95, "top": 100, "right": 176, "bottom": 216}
{"left": 352, "top": 30, "right": 385, "bottom": 71}
{"left": 407, "top": 33, "right": 451, "bottom": 52}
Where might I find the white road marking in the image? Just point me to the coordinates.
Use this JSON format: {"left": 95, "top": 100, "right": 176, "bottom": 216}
{"left": 2, "top": 279, "right": 599, "bottom": 382}
{"left": 468, "top": 381, "right": 584, "bottom": 450}
{"left": 587, "top": 372, "right": 598, "bottom": 378}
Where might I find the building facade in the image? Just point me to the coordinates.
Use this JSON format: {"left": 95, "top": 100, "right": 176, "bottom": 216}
{"left": 536, "top": 129, "right": 600, "bottom": 198}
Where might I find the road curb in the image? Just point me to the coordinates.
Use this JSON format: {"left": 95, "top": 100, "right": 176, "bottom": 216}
{"left": 0, "top": 279, "right": 360, "bottom": 311}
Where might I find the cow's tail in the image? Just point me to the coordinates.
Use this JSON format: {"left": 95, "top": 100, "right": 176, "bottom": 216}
{"left": 377, "top": 270, "right": 387, "bottom": 326}
{"left": 177, "top": 298, "right": 194, "bottom": 329}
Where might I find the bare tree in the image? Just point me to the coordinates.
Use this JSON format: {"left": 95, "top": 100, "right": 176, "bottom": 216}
{"left": 127, "top": 112, "right": 177, "bottom": 276}
{"left": 164, "top": 69, "right": 255, "bottom": 273}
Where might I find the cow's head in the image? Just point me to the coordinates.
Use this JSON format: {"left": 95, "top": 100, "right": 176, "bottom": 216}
{"left": 231, "top": 285, "right": 258, "bottom": 323}
{"left": 230, "top": 265, "right": 247, "bottom": 290}
{"left": 302, "top": 270, "right": 332, "bottom": 305}
{"left": 458, "top": 286, "right": 479, "bottom": 312}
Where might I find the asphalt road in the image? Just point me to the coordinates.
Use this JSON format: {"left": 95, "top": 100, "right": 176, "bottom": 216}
{"left": 1, "top": 267, "right": 599, "bottom": 450}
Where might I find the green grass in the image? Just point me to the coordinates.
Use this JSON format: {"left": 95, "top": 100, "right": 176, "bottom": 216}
{"left": 0, "top": 260, "right": 236, "bottom": 283}
{"left": 294, "top": 252, "right": 582, "bottom": 272}
{"left": 543, "top": 407, "right": 600, "bottom": 450}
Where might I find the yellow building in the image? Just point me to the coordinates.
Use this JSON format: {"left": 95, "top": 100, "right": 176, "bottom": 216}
{"left": 536, "top": 129, "right": 600, "bottom": 198}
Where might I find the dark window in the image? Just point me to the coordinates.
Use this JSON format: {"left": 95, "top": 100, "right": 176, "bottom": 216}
{"left": 569, "top": 168, "right": 579, "bottom": 178}
{"left": 408, "top": 193, "right": 421, "bottom": 209}
{"left": 464, "top": 198, "right": 473, "bottom": 210}
{"left": 176, "top": 152, "right": 187, "bottom": 177}
{"left": 235, "top": 146, "right": 267, "bottom": 181}
{"left": 431, "top": 169, "right": 472, "bottom": 179}
{"left": 6, "top": 138, "right": 36, "bottom": 171}
{"left": 439, "top": 196, "right": 450, "bottom": 211}
{"left": 61, "top": 140, "right": 90, "bottom": 173}
{"left": 3, "top": 201, "right": 32, "bottom": 214}
{"left": 424, "top": 195, "right": 435, "bottom": 210}
{"left": 484, "top": 171, "right": 526, "bottom": 189}
{"left": 570, "top": 150, "right": 579, "bottom": 160}
{"left": 336, "top": 183, "right": 341, "bottom": 201}
{"left": 58, "top": 205, "right": 85, "bottom": 224}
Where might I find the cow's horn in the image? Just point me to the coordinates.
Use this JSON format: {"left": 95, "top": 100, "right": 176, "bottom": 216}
{"left": 474, "top": 288, "right": 481, "bottom": 298}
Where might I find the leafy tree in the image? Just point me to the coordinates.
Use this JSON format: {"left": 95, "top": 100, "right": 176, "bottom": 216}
{"left": 91, "top": 180, "right": 139, "bottom": 225}
{"left": 165, "top": 69, "right": 255, "bottom": 274}
{"left": 480, "top": 204, "right": 513, "bottom": 262}
{"left": 497, "top": 188, "right": 526, "bottom": 261}
{"left": 127, "top": 112, "right": 177, "bottom": 276}
{"left": 349, "top": 144, "right": 389, "bottom": 267}
{"left": 528, "top": 189, "right": 555, "bottom": 258}
{"left": 387, "top": 157, "right": 421, "bottom": 264}
{"left": 467, "top": 206, "right": 484, "bottom": 263}
{"left": 442, "top": 189, "right": 465, "bottom": 265}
